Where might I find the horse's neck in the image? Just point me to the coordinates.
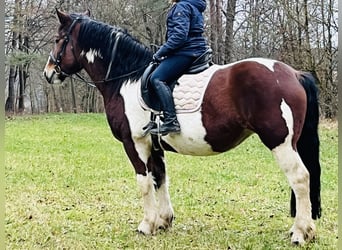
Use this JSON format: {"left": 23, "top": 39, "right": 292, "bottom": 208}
{"left": 81, "top": 60, "right": 111, "bottom": 97}
{"left": 82, "top": 59, "right": 107, "bottom": 82}
{"left": 79, "top": 40, "right": 151, "bottom": 101}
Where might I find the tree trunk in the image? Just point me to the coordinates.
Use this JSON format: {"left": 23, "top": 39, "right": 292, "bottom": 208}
{"left": 17, "top": 64, "right": 25, "bottom": 113}
{"left": 215, "top": 0, "right": 224, "bottom": 64}
{"left": 51, "top": 85, "right": 62, "bottom": 112}
{"left": 5, "top": 12, "right": 18, "bottom": 114}
{"left": 70, "top": 78, "right": 77, "bottom": 113}
{"left": 224, "top": 0, "right": 237, "bottom": 63}
{"left": 5, "top": 65, "right": 17, "bottom": 114}
{"left": 209, "top": 0, "right": 218, "bottom": 63}
{"left": 303, "top": 0, "right": 314, "bottom": 70}
{"left": 251, "top": 0, "right": 261, "bottom": 56}
{"left": 322, "top": 0, "right": 336, "bottom": 118}
{"left": 17, "top": 34, "right": 29, "bottom": 113}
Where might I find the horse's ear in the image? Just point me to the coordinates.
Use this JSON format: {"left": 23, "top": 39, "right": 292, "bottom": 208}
{"left": 56, "top": 9, "right": 71, "bottom": 24}
{"left": 83, "top": 9, "right": 91, "bottom": 17}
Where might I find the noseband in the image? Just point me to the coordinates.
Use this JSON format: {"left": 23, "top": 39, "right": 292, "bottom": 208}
{"left": 49, "top": 17, "right": 82, "bottom": 77}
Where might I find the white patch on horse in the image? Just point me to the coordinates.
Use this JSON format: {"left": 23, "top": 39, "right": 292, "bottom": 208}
{"left": 273, "top": 99, "right": 303, "bottom": 183}
{"left": 156, "top": 176, "right": 174, "bottom": 228}
{"left": 120, "top": 82, "right": 152, "bottom": 164}
{"left": 272, "top": 99, "right": 314, "bottom": 245}
{"left": 43, "top": 57, "right": 62, "bottom": 84}
{"left": 163, "top": 112, "right": 216, "bottom": 155}
{"left": 281, "top": 99, "right": 293, "bottom": 132}
{"left": 246, "top": 58, "right": 277, "bottom": 72}
{"left": 136, "top": 173, "right": 158, "bottom": 234}
{"left": 121, "top": 81, "right": 216, "bottom": 156}
{"left": 83, "top": 49, "right": 103, "bottom": 64}
{"left": 224, "top": 58, "right": 277, "bottom": 72}
{"left": 43, "top": 58, "right": 54, "bottom": 79}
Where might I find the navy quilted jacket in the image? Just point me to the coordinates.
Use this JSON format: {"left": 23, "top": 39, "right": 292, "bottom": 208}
{"left": 155, "top": 0, "right": 207, "bottom": 58}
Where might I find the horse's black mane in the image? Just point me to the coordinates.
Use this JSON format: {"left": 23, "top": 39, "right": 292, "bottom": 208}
{"left": 72, "top": 14, "right": 153, "bottom": 93}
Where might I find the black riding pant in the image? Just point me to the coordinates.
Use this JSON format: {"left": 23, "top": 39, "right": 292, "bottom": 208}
{"left": 150, "top": 55, "right": 195, "bottom": 89}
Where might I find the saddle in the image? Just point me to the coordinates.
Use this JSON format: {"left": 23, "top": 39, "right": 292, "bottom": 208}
{"left": 140, "top": 48, "right": 213, "bottom": 112}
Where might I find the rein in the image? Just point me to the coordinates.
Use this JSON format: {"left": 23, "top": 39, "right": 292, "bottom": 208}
{"left": 70, "top": 63, "right": 149, "bottom": 88}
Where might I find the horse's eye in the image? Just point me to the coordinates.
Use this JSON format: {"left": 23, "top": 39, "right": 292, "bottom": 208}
{"left": 55, "top": 39, "right": 60, "bottom": 43}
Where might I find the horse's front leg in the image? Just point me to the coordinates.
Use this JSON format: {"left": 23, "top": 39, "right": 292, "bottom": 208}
{"left": 136, "top": 171, "right": 159, "bottom": 234}
{"left": 123, "top": 139, "right": 173, "bottom": 235}
{"left": 150, "top": 148, "right": 174, "bottom": 230}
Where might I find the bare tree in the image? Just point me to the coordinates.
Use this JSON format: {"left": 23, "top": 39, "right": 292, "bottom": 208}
{"left": 4, "top": 0, "right": 338, "bottom": 118}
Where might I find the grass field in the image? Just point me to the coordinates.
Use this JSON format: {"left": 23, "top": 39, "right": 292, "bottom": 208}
{"left": 5, "top": 113, "right": 338, "bottom": 249}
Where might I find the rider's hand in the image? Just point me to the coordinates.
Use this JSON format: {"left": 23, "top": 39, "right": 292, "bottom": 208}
{"left": 152, "top": 53, "right": 164, "bottom": 63}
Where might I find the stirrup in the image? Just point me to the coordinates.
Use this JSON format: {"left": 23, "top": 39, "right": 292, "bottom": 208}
{"left": 142, "top": 120, "right": 157, "bottom": 136}
{"left": 142, "top": 112, "right": 161, "bottom": 136}
{"left": 150, "top": 121, "right": 181, "bottom": 136}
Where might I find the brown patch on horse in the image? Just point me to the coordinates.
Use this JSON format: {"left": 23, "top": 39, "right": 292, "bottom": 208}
{"left": 202, "top": 61, "right": 306, "bottom": 151}
{"left": 104, "top": 94, "right": 148, "bottom": 175}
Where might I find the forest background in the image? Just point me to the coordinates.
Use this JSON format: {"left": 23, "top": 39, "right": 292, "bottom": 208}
{"left": 4, "top": 0, "right": 338, "bottom": 118}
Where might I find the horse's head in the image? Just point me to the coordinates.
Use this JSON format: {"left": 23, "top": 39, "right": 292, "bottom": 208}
{"left": 44, "top": 9, "right": 90, "bottom": 84}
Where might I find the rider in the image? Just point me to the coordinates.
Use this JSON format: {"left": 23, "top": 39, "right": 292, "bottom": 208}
{"left": 148, "top": 0, "right": 208, "bottom": 135}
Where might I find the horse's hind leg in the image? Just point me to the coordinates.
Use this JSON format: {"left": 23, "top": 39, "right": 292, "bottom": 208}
{"left": 271, "top": 101, "right": 315, "bottom": 245}
{"left": 273, "top": 143, "right": 316, "bottom": 245}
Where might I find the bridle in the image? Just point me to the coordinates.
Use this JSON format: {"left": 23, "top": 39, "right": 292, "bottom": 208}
{"left": 49, "top": 17, "right": 150, "bottom": 87}
{"left": 49, "top": 17, "right": 82, "bottom": 78}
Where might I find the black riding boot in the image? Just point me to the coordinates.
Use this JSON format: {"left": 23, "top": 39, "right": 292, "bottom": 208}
{"left": 149, "top": 81, "right": 180, "bottom": 135}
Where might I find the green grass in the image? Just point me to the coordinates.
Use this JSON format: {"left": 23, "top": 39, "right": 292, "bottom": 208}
{"left": 5, "top": 114, "right": 338, "bottom": 249}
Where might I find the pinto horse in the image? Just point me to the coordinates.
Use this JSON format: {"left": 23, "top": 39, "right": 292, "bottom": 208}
{"left": 44, "top": 10, "right": 321, "bottom": 245}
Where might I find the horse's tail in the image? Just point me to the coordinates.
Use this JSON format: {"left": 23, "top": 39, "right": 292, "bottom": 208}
{"left": 291, "top": 71, "right": 321, "bottom": 219}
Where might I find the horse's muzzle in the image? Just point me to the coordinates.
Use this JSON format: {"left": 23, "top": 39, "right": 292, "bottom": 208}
{"left": 44, "top": 70, "right": 53, "bottom": 84}
{"left": 44, "top": 62, "right": 66, "bottom": 84}
{"left": 44, "top": 68, "right": 66, "bottom": 84}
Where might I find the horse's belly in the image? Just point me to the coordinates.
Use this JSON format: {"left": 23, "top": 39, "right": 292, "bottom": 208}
{"left": 164, "top": 136, "right": 218, "bottom": 156}
{"left": 163, "top": 112, "right": 218, "bottom": 156}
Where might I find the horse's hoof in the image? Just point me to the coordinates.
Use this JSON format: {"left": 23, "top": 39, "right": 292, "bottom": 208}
{"left": 289, "top": 222, "right": 316, "bottom": 245}
{"left": 137, "top": 220, "right": 155, "bottom": 235}
{"left": 291, "top": 235, "right": 305, "bottom": 246}
{"left": 156, "top": 218, "right": 171, "bottom": 231}
{"left": 156, "top": 213, "right": 174, "bottom": 231}
{"left": 136, "top": 229, "right": 146, "bottom": 235}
